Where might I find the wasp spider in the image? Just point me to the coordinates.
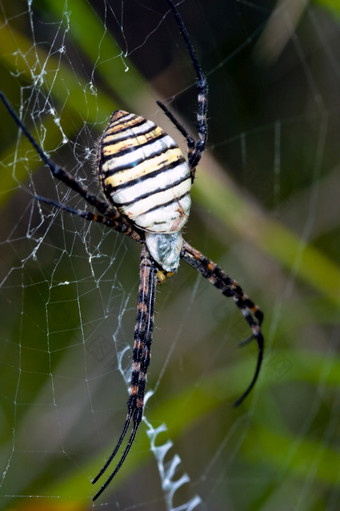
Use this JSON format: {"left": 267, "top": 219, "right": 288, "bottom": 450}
{"left": 0, "top": 0, "right": 264, "bottom": 500}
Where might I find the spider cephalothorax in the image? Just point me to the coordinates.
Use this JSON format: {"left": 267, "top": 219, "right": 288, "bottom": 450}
{"left": 0, "top": 0, "right": 264, "bottom": 501}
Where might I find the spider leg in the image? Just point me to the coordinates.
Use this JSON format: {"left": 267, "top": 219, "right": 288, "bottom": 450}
{"left": 0, "top": 91, "right": 121, "bottom": 219}
{"left": 181, "top": 241, "right": 264, "bottom": 407}
{"left": 35, "top": 195, "right": 142, "bottom": 242}
{"left": 165, "top": 0, "right": 208, "bottom": 174}
{"left": 156, "top": 99, "right": 197, "bottom": 184}
{"left": 92, "top": 245, "right": 157, "bottom": 500}
{"left": 157, "top": 100, "right": 195, "bottom": 147}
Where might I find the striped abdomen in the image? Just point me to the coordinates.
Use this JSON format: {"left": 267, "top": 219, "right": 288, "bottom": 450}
{"left": 96, "top": 110, "right": 192, "bottom": 234}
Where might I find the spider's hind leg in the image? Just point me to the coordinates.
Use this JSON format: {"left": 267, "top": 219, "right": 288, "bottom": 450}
{"left": 92, "top": 246, "right": 157, "bottom": 500}
{"left": 156, "top": 99, "right": 198, "bottom": 183}
{"left": 0, "top": 92, "right": 120, "bottom": 218}
{"left": 165, "top": 0, "right": 208, "bottom": 172}
{"left": 181, "top": 241, "right": 264, "bottom": 407}
{"left": 34, "top": 195, "right": 142, "bottom": 241}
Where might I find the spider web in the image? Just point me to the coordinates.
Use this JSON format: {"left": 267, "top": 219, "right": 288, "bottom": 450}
{"left": 1, "top": 0, "right": 340, "bottom": 510}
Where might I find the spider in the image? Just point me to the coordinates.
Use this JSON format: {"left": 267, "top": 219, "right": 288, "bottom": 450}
{"left": 0, "top": 0, "right": 264, "bottom": 501}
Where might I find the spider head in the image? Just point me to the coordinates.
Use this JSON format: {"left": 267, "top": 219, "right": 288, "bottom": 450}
{"left": 145, "top": 232, "right": 183, "bottom": 273}
{"left": 156, "top": 269, "right": 174, "bottom": 284}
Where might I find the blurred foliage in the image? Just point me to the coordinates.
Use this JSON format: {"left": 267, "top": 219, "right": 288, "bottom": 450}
{"left": 0, "top": 1, "right": 340, "bottom": 510}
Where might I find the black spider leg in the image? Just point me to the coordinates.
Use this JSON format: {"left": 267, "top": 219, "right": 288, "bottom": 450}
{"left": 35, "top": 195, "right": 143, "bottom": 243}
{"left": 156, "top": 99, "right": 195, "bottom": 152}
{"left": 0, "top": 91, "right": 138, "bottom": 239}
{"left": 181, "top": 241, "right": 264, "bottom": 407}
{"left": 92, "top": 245, "right": 157, "bottom": 501}
{"left": 157, "top": 0, "right": 208, "bottom": 180}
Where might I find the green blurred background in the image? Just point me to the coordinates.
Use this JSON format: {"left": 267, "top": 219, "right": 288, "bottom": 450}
{"left": 0, "top": 1, "right": 340, "bottom": 510}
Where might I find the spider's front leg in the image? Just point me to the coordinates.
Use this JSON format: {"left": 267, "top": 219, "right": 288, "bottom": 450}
{"left": 92, "top": 245, "right": 157, "bottom": 501}
{"left": 181, "top": 241, "right": 264, "bottom": 406}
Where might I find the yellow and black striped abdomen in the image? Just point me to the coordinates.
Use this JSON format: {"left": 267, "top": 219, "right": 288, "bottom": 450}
{"left": 96, "top": 110, "right": 192, "bottom": 233}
